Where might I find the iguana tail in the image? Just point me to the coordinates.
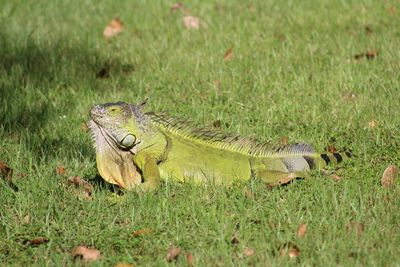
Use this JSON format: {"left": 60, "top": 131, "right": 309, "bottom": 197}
{"left": 252, "top": 144, "right": 352, "bottom": 185}
{"left": 303, "top": 150, "right": 352, "bottom": 170}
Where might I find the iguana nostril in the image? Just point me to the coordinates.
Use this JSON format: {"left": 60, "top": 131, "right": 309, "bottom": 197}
{"left": 90, "top": 105, "right": 105, "bottom": 117}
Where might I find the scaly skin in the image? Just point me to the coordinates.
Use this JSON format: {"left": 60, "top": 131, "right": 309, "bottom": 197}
{"left": 89, "top": 101, "right": 351, "bottom": 191}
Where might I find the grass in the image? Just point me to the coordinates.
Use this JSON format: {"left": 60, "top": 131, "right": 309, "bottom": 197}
{"left": 0, "top": 0, "right": 399, "bottom": 266}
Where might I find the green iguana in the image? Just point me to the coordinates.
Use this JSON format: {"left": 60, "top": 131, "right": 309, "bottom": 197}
{"left": 89, "top": 101, "right": 350, "bottom": 191}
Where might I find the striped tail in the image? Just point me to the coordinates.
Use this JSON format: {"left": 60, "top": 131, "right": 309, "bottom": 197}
{"left": 274, "top": 144, "right": 352, "bottom": 174}
{"left": 253, "top": 144, "right": 352, "bottom": 185}
{"left": 315, "top": 151, "right": 352, "bottom": 168}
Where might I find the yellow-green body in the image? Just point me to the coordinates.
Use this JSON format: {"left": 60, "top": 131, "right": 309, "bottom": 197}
{"left": 89, "top": 101, "right": 349, "bottom": 191}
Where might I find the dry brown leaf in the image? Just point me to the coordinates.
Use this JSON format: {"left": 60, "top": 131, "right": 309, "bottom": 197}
{"left": 132, "top": 228, "right": 153, "bottom": 237}
{"left": 166, "top": 246, "right": 181, "bottom": 262}
{"left": 56, "top": 165, "right": 67, "bottom": 176}
{"left": 342, "top": 92, "right": 357, "bottom": 101}
{"left": 183, "top": 16, "right": 200, "bottom": 29}
{"left": 279, "top": 242, "right": 300, "bottom": 258}
{"left": 171, "top": 3, "right": 185, "bottom": 12}
{"left": 72, "top": 246, "right": 101, "bottom": 262}
{"left": 223, "top": 48, "right": 234, "bottom": 61}
{"left": 346, "top": 221, "right": 365, "bottom": 236}
{"left": 368, "top": 119, "right": 378, "bottom": 129}
{"left": 326, "top": 145, "right": 337, "bottom": 153}
{"left": 288, "top": 247, "right": 300, "bottom": 258}
{"left": 280, "top": 136, "right": 289, "bottom": 145}
{"left": 322, "top": 170, "right": 342, "bottom": 181}
{"left": 381, "top": 165, "right": 398, "bottom": 188}
{"left": 186, "top": 252, "right": 194, "bottom": 266}
{"left": 24, "top": 237, "right": 49, "bottom": 247}
{"left": 103, "top": 18, "right": 124, "bottom": 39}
{"left": 329, "top": 173, "right": 342, "bottom": 181}
{"left": 243, "top": 247, "right": 255, "bottom": 257}
{"left": 0, "top": 161, "right": 13, "bottom": 182}
{"left": 297, "top": 224, "right": 307, "bottom": 238}
{"left": 114, "top": 263, "right": 135, "bottom": 267}
{"left": 366, "top": 50, "right": 378, "bottom": 60}
{"left": 388, "top": 6, "right": 396, "bottom": 14}
{"left": 354, "top": 50, "right": 378, "bottom": 60}
{"left": 67, "top": 176, "right": 94, "bottom": 194}
{"left": 276, "top": 173, "right": 297, "bottom": 185}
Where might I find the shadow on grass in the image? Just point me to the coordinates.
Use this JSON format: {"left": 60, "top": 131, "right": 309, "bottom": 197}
{"left": 89, "top": 174, "right": 126, "bottom": 195}
{"left": 0, "top": 31, "right": 134, "bottom": 159}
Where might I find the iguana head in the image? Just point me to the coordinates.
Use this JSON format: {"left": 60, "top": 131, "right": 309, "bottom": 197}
{"left": 89, "top": 101, "right": 147, "bottom": 150}
{"left": 88, "top": 101, "right": 147, "bottom": 189}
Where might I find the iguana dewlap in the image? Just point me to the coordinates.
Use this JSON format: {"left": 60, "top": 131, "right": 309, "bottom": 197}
{"left": 89, "top": 101, "right": 350, "bottom": 191}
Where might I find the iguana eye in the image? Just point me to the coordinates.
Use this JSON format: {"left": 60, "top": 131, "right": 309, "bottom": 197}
{"left": 121, "top": 134, "right": 136, "bottom": 148}
{"left": 108, "top": 106, "right": 119, "bottom": 113}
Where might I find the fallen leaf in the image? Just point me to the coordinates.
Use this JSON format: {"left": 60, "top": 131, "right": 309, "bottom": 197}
{"left": 279, "top": 242, "right": 300, "bottom": 258}
{"left": 80, "top": 122, "right": 89, "bottom": 132}
{"left": 223, "top": 48, "right": 234, "bottom": 61}
{"left": 132, "top": 228, "right": 152, "bottom": 237}
{"left": 353, "top": 51, "right": 378, "bottom": 60}
{"left": 24, "top": 237, "right": 49, "bottom": 247}
{"left": 329, "top": 173, "right": 342, "bottom": 181}
{"left": 280, "top": 136, "right": 289, "bottom": 145}
{"left": 276, "top": 173, "right": 297, "bottom": 185}
{"left": 368, "top": 119, "right": 378, "bottom": 129}
{"left": 326, "top": 145, "right": 337, "bottom": 153}
{"left": 114, "top": 263, "right": 135, "bottom": 267}
{"left": 243, "top": 247, "right": 255, "bottom": 257}
{"left": 186, "top": 252, "right": 194, "bottom": 266}
{"left": 288, "top": 247, "right": 300, "bottom": 258}
{"left": 103, "top": 18, "right": 124, "bottom": 39}
{"left": 381, "top": 165, "right": 398, "bottom": 188}
{"left": 366, "top": 50, "right": 378, "bottom": 60}
{"left": 0, "top": 161, "right": 13, "bottom": 183}
{"left": 388, "top": 6, "right": 396, "bottom": 14}
{"left": 297, "top": 224, "right": 307, "bottom": 238}
{"left": 183, "top": 15, "right": 200, "bottom": 29}
{"left": 322, "top": 170, "right": 342, "bottom": 181}
{"left": 166, "top": 246, "right": 181, "bottom": 262}
{"left": 342, "top": 92, "right": 357, "bottom": 101}
{"left": 346, "top": 221, "right": 365, "bottom": 236}
{"left": 67, "top": 176, "right": 94, "bottom": 196}
{"left": 56, "top": 165, "right": 67, "bottom": 176}
{"left": 171, "top": 3, "right": 185, "bottom": 12}
{"left": 72, "top": 246, "right": 101, "bottom": 262}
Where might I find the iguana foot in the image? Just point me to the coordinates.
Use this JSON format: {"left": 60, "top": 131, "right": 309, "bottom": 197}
{"left": 135, "top": 181, "right": 160, "bottom": 193}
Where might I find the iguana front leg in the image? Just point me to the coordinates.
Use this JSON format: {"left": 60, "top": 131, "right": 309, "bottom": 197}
{"left": 134, "top": 154, "right": 161, "bottom": 191}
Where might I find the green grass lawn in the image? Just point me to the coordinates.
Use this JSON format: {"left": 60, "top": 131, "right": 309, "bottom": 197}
{"left": 1, "top": 0, "right": 399, "bottom": 266}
